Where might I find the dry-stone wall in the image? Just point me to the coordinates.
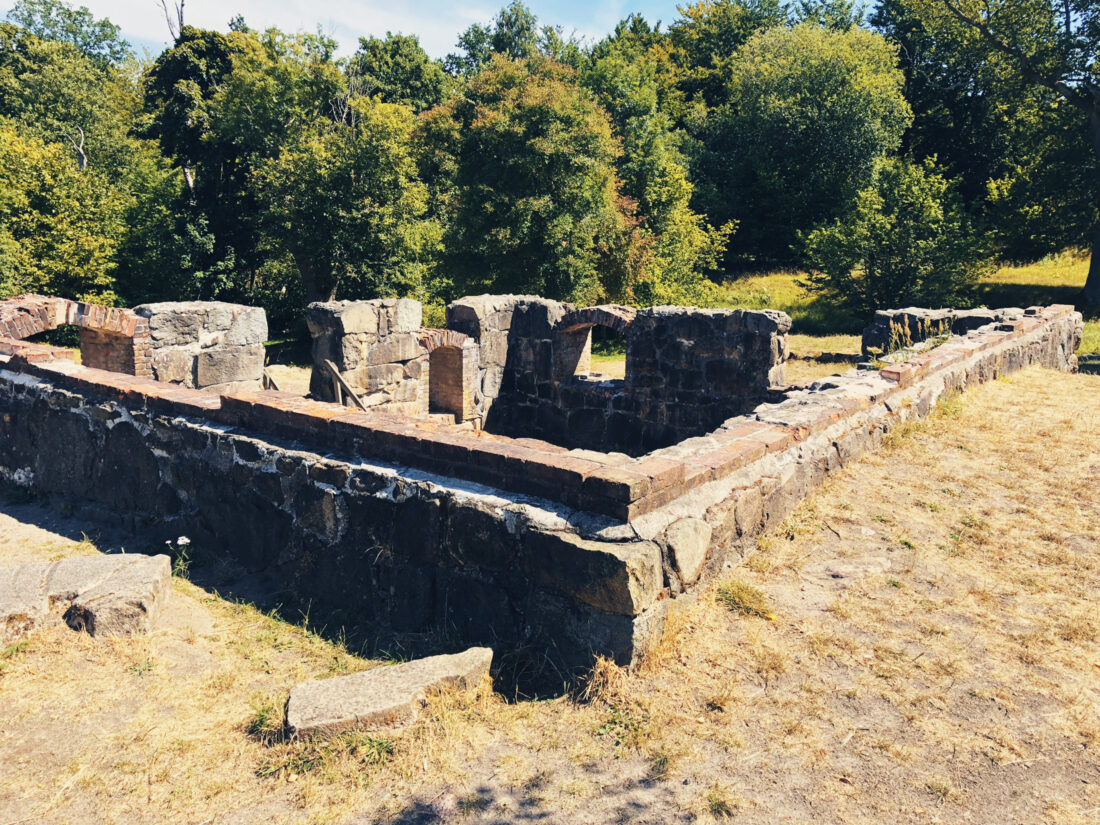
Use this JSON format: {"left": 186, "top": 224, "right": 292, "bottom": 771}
{"left": 135, "top": 301, "right": 267, "bottom": 392}
{"left": 861, "top": 307, "right": 1023, "bottom": 357}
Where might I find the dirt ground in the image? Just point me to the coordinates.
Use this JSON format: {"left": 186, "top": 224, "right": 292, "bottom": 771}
{"left": 1, "top": 365, "right": 1098, "bottom": 825}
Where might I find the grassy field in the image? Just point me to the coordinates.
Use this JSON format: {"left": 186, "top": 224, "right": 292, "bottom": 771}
{"left": 1, "top": 366, "right": 1097, "bottom": 824}
{"left": 705, "top": 251, "right": 1099, "bottom": 382}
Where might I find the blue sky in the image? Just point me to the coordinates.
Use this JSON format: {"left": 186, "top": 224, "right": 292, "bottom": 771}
{"left": 13, "top": 1, "right": 691, "bottom": 59}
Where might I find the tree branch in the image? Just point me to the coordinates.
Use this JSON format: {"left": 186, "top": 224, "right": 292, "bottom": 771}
{"left": 63, "top": 126, "right": 87, "bottom": 172}
{"left": 158, "top": 0, "right": 185, "bottom": 43}
{"left": 937, "top": 0, "right": 1093, "bottom": 111}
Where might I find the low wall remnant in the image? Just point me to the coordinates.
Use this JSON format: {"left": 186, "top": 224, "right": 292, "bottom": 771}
{"left": 0, "top": 292, "right": 1083, "bottom": 682}
{"left": 135, "top": 301, "right": 268, "bottom": 392}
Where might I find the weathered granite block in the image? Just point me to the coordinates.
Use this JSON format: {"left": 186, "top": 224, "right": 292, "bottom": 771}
{"left": 286, "top": 647, "right": 492, "bottom": 738}
{"left": 0, "top": 554, "right": 171, "bottom": 642}
{"left": 133, "top": 301, "right": 268, "bottom": 390}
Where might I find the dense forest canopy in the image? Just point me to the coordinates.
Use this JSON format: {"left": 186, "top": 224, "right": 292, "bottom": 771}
{"left": 1, "top": 0, "right": 1097, "bottom": 335}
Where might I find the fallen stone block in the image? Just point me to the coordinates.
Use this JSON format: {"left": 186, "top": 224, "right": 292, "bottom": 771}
{"left": 285, "top": 647, "right": 493, "bottom": 739}
{"left": 0, "top": 554, "right": 171, "bottom": 642}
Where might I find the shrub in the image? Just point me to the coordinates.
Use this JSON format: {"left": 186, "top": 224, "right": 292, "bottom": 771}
{"left": 802, "top": 157, "right": 992, "bottom": 315}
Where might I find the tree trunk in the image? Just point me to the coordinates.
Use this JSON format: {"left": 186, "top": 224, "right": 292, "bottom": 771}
{"left": 1085, "top": 228, "right": 1100, "bottom": 305}
{"left": 1084, "top": 110, "right": 1100, "bottom": 305}
{"left": 294, "top": 254, "right": 337, "bottom": 304}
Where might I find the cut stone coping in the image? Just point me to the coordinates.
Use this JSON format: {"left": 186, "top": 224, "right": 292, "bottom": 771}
{"left": 0, "top": 554, "right": 171, "bottom": 642}
{"left": 286, "top": 647, "right": 493, "bottom": 739}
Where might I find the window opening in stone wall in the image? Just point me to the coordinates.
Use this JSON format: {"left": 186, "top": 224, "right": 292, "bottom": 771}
{"left": 587, "top": 325, "right": 627, "bottom": 380}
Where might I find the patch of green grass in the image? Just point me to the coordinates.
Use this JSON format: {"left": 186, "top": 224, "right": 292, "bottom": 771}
{"left": 246, "top": 695, "right": 286, "bottom": 745}
{"left": 706, "top": 782, "right": 735, "bottom": 819}
{"left": 0, "top": 640, "right": 30, "bottom": 674}
{"left": 1080, "top": 318, "right": 1100, "bottom": 355}
{"left": 705, "top": 270, "right": 863, "bottom": 334}
{"left": 716, "top": 580, "right": 774, "bottom": 619}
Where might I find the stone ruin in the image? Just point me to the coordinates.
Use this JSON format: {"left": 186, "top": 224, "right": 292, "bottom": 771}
{"left": 137, "top": 301, "right": 268, "bottom": 392}
{"left": 306, "top": 298, "right": 479, "bottom": 423}
{"left": 0, "top": 295, "right": 267, "bottom": 392}
{"left": 0, "top": 290, "right": 1084, "bottom": 683}
{"left": 307, "top": 294, "right": 791, "bottom": 452}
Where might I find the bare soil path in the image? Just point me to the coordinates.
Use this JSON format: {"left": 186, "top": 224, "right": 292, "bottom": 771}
{"left": 0, "top": 366, "right": 1097, "bottom": 824}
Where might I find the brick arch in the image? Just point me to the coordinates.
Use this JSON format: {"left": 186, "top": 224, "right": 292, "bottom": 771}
{"left": 0, "top": 294, "right": 152, "bottom": 377}
{"left": 556, "top": 304, "right": 637, "bottom": 335}
{"left": 416, "top": 327, "right": 469, "bottom": 353}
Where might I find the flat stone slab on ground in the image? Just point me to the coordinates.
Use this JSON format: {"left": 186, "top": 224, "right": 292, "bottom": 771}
{"left": 286, "top": 647, "right": 493, "bottom": 739}
{"left": 0, "top": 554, "right": 171, "bottom": 642}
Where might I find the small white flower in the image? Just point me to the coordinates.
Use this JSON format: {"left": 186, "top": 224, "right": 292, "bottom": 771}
{"left": 176, "top": 536, "right": 191, "bottom": 546}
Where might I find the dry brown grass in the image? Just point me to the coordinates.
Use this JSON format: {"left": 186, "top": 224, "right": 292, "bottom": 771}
{"left": 1, "top": 366, "right": 1098, "bottom": 823}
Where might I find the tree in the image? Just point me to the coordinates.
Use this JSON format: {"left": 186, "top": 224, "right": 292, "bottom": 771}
{"left": 802, "top": 156, "right": 991, "bottom": 314}
{"left": 349, "top": 33, "right": 449, "bottom": 112}
{"left": 582, "top": 47, "right": 731, "bottom": 303}
{"left": 669, "top": 0, "right": 789, "bottom": 110}
{"left": 418, "top": 56, "right": 648, "bottom": 303}
{"left": 253, "top": 98, "right": 438, "bottom": 303}
{"left": 794, "top": 0, "right": 864, "bottom": 29}
{"left": 141, "top": 25, "right": 347, "bottom": 311}
{"left": 0, "top": 119, "right": 126, "bottom": 302}
{"left": 901, "top": 0, "right": 1100, "bottom": 302}
{"left": 0, "top": 23, "right": 137, "bottom": 177}
{"left": 444, "top": 2, "right": 577, "bottom": 77}
{"left": 6, "top": 0, "right": 131, "bottom": 65}
{"left": 873, "top": 1, "right": 1098, "bottom": 267}
{"left": 694, "top": 24, "right": 912, "bottom": 267}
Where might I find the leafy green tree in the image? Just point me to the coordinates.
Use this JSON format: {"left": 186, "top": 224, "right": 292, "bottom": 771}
{"left": 445, "top": 2, "right": 582, "bottom": 77}
{"left": 794, "top": 0, "right": 864, "bottom": 29}
{"left": 418, "top": 56, "right": 647, "bottom": 303}
{"left": 695, "top": 24, "right": 912, "bottom": 267}
{"left": 140, "top": 25, "right": 347, "bottom": 314}
{"left": 253, "top": 98, "right": 438, "bottom": 303}
{"left": 885, "top": 0, "right": 1100, "bottom": 302}
{"left": 669, "top": 0, "right": 789, "bottom": 110}
{"left": 0, "top": 23, "right": 136, "bottom": 176}
{"left": 6, "top": 0, "right": 131, "bottom": 65}
{"left": 349, "top": 33, "right": 449, "bottom": 112}
{"left": 0, "top": 119, "right": 126, "bottom": 302}
{"left": 582, "top": 48, "right": 730, "bottom": 303}
{"left": 802, "top": 156, "right": 991, "bottom": 313}
{"left": 873, "top": 0, "right": 1097, "bottom": 266}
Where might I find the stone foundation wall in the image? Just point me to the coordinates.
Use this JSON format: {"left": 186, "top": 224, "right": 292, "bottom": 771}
{"left": 861, "top": 307, "right": 1025, "bottom": 357}
{"left": 306, "top": 299, "right": 429, "bottom": 417}
{"left": 0, "top": 302, "right": 1082, "bottom": 681}
{"left": 135, "top": 301, "right": 267, "bottom": 392}
{"left": 449, "top": 296, "right": 790, "bottom": 453}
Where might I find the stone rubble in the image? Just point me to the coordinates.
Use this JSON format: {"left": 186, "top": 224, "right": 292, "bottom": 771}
{"left": 0, "top": 554, "right": 172, "bottom": 642}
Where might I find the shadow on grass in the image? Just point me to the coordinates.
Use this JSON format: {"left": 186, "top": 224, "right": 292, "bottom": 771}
{"left": 976, "top": 282, "right": 1090, "bottom": 311}
{"left": 377, "top": 774, "right": 689, "bottom": 825}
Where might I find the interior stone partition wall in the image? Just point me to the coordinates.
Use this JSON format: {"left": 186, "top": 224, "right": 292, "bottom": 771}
{"left": 306, "top": 299, "right": 482, "bottom": 423}
{"left": 135, "top": 301, "right": 268, "bottom": 392}
{"left": 447, "top": 295, "right": 791, "bottom": 453}
{"left": 0, "top": 294, "right": 1084, "bottom": 682}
